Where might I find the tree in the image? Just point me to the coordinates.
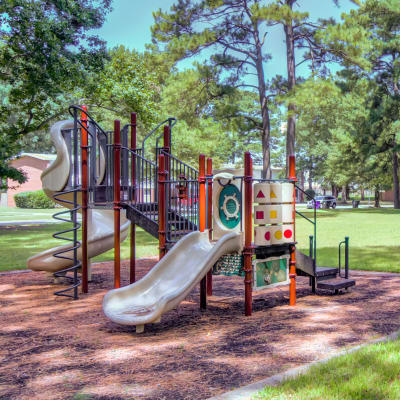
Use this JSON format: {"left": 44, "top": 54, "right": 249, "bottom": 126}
{"left": 322, "top": 0, "right": 400, "bottom": 207}
{"left": 78, "top": 46, "right": 160, "bottom": 130}
{"left": 152, "top": 0, "right": 283, "bottom": 177}
{"left": 0, "top": 0, "right": 111, "bottom": 187}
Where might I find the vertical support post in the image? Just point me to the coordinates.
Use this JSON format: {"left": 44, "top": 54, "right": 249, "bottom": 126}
{"left": 199, "top": 154, "right": 207, "bottom": 309}
{"left": 130, "top": 112, "right": 136, "bottom": 284}
{"left": 158, "top": 154, "right": 167, "bottom": 259}
{"left": 288, "top": 154, "right": 297, "bottom": 306}
{"left": 163, "top": 125, "right": 171, "bottom": 153}
{"left": 345, "top": 236, "right": 349, "bottom": 279}
{"left": 113, "top": 120, "right": 121, "bottom": 289}
{"left": 80, "top": 106, "right": 89, "bottom": 294}
{"left": 206, "top": 157, "right": 213, "bottom": 296}
{"left": 309, "top": 235, "right": 314, "bottom": 258}
{"left": 244, "top": 152, "right": 253, "bottom": 316}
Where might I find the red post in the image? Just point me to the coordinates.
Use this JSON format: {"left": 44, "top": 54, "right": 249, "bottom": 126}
{"left": 206, "top": 157, "right": 213, "bottom": 296}
{"left": 113, "top": 120, "right": 121, "bottom": 289}
{"left": 244, "top": 152, "right": 253, "bottom": 316}
{"left": 158, "top": 154, "right": 167, "bottom": 259}
{"left": 199, "top": 154, "right": 207, "bottom": 309}
{"left": 130, "top": 112, "right": 136, "bottom": 284}
{"left": 80, "top": 106, "right": 89, "bottom": 294}
{"left": 163, "top": 125, "right": 171, "bottom": 153}
{"left": 288, "top": 154, "right": 297, "bottom": 306}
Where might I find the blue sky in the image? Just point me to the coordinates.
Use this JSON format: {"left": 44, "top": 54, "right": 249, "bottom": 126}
{"left": 93, "top": 0, "right": 358, "bottom": 78}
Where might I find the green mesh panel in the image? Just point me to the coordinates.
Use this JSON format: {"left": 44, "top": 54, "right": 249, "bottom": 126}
{"left": 213, "top": 254, "right": 244, "bottom": 276}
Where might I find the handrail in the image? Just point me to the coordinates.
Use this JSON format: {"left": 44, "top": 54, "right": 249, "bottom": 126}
{"left": 338, "top": 237, "right": 349, "bottom": 279}
{"left": 142, "top": 117, "right": 177, "bottom": 151}
{"left": 159, "top": 149, "right": 198, "bottom": 174}
{"left": 68, "top": 105, "right": 108, "bottom": 140}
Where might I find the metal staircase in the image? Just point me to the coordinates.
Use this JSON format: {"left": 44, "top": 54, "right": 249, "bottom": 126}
{"left": 295, "top": 187, "right": 356, "bottom": 294}
{"left": 72, "top": 106, "right": 199, "bottom": 248}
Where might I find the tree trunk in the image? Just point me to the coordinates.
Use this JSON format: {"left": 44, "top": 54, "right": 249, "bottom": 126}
{"left": 346, "top": 185, "right": 350, "bottom": 200}
{"left": 341, "top": 185, "right": 347, "bottom": 203}
{"left": 374, "top": 187, "right": 380, "bottom": 208}
{"left": 308, "top": 171, "right": 312, "bottom": 190}
{"left": 361, "top": 187, "right": 365, "bottom": 201}
{"left": 254, "top": 28, "right": 271, "bottom": 178}
{"left": 393, "top": 149, "right": 400, "bottom": 209}
{"left": 284, "top": 2, "right": 296, "bottom": 174}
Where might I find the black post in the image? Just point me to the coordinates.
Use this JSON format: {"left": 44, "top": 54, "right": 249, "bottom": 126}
{"left": 345, "top": 236, "right": 349, "bottom": 279}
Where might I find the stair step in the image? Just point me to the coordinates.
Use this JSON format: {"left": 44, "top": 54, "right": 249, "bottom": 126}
{"left": 315, "top": 266, "right": 338, "bottom": 277}
{"left": 317, "top": 278, "right": 356, "bottom": 291}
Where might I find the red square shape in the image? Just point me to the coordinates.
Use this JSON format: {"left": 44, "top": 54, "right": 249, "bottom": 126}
{"left": 256, "top": 211, "right": 264, "bottom": 220}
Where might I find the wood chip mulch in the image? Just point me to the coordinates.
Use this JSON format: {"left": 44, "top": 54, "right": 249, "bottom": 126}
{"left": 1, "top": 259, "right": 399, "bottom": 400}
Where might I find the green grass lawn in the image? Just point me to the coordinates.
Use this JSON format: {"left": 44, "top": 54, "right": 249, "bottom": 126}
{"left": 0, "top": 207, "right": 398, "bottom": 272}
{"left": 0, "top": 207, "right": 68, "bottom": 222}
{"left": 0, "top": 223, "right": 158, "bottom": 271}
{"left": 296, "top": 208, "right": 400, "bottom": 273}
{"left": 256, "top": 337, "right": 400, "bottom": 400}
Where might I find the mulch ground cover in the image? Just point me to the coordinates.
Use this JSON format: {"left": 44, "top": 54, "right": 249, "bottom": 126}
{"left": 1, "top": 259, "right": 400, "bottom": 400}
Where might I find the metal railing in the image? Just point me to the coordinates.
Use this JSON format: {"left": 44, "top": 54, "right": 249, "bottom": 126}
{"left": 159, "top": 149, "right": 199, "bottom": 244}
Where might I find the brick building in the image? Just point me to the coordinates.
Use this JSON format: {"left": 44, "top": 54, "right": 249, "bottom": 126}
{"left": 2, "top": 153, "right": 56, "bottom": 207}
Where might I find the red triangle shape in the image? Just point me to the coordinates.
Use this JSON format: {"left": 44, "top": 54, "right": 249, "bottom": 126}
{"left": 256, "top": 190, "right": 265, "bottom": 198}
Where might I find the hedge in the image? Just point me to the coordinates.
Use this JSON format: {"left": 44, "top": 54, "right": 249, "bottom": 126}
{"left": 14, "top": 190, "right": 56, "bottom": 209}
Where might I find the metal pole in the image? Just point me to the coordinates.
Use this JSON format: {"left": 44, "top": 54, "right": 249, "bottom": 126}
{"left": 130, "top": 112, "right": 136, "bottom": 284}
{"left": 206, "top": 157, "right": 213, "bottom": 296}
{"left": 73, "top": 109, "right": 79, "bottom": 299}
{"left": 244, "top": 152, "right": 253, "bottom": 316}
{"left": 158, "top": 154, "right": 167, "bottom": 259}
{"left": 199, "top": 154, "right": 207, "bottom": 309}
{"left": 309, "top": 235, "right": 314, "bottom": 258}
{"left": 345, "top": 236, "right": 349, "bottom": 279}
{"left": 113, "top": 120, "right": 121, "bottom": 289}
{"left": 80, "top": 106, "right": 89, "bottom": 294}
{"left": 288, "top": 154, "right": 297, "bottom": 306}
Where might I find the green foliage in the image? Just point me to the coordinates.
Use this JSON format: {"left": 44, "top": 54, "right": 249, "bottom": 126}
{"left": 0, "top": 0, "right": 111, "bottom": 187}
{"left": 78, "top": 46, "right": 159, "bottom": 129}
{"left": 14, "top": 190, "right": 56, "bottom": 209}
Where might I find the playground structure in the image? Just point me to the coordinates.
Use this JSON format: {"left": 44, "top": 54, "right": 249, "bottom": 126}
{"left": 28, "top": 105, "right": 355, "bottom": 330}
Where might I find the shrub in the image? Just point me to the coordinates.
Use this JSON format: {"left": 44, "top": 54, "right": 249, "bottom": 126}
{"left": 14, "top": 190, "right": 56, "bottom": 209}
{"left": 304, "top": 188, "right": 316, "bottom": 200}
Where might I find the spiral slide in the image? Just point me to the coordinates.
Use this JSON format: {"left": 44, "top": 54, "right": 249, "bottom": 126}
{"left": 102, "top": 231, "right": 242, "bottom": 331}
{"left": 27, "top": 120, "right": 130, "bottom": 273}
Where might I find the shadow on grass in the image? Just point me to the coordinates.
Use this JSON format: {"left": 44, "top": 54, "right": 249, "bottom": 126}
{"left": 298, "top": 246, "right": 400, "bottom": 274}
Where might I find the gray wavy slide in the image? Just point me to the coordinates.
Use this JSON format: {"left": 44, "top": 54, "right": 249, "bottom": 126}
{"left": 103, "top": 230, "right": 242, "bottom": 332}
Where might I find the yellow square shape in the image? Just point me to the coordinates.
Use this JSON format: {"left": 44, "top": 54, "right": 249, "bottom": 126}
{"left": 270, "top": 210, "right": 277, "bottom": 219}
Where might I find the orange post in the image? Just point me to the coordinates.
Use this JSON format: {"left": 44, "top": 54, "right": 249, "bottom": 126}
{"left": 113, "top": 120, "right": 121, "bottom": 289}
{"left": 288, "top": 154, "right": 297, "bottom": 306}
{"left": 206, "top": 157, "right": 213, "bottom": 296}
{"left": 158, "top": 154, "right": 167, "bottom": 259}
{"left": 80, "top": 106, "right": 89, "bottom": 294}
{"left": 130, "top": 112, "right": 136, "bottom": 284}
{"left": 244, "top": 152, "right": 253, "bottom": 316}
{"left": 199, "top": 154, "right": 207, "bottom": 309}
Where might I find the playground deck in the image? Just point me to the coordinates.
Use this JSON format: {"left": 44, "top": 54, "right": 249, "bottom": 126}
{"left": 1, "top": 262, "right": 400, "bottom": 400}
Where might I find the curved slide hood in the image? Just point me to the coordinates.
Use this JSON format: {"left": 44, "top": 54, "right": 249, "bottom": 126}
{"left": 27, "top": 120, "right": 129, "bottom": 273}
{"left": 103, "top": 231, "right": 242, "bottom": 327}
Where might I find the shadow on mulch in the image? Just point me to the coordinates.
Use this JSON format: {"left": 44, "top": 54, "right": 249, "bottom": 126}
{"left": 1, "top": 261, "right": 400, "bottom": 400}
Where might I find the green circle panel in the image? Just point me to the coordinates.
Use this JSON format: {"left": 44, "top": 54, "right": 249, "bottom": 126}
{"left": 218, "top": 184, "right": 241, "bottom": 229}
